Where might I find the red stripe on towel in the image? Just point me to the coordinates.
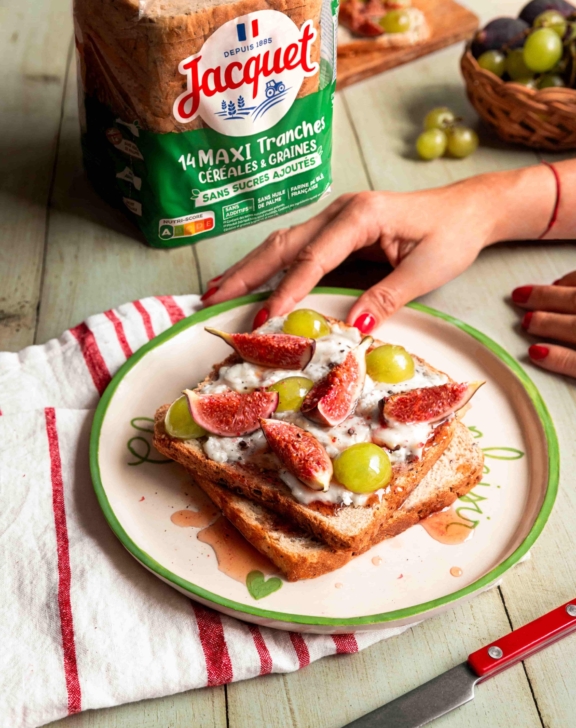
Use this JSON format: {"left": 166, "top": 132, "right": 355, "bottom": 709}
{"left": 133, "top": 301, "right": 155, "bottom": 340}
{"left": 70, "top": 323, "right": 111, "bottom": 395}
{"left": 156, "top": 295, "right": 186, "bottom": 324}
{"left": 45, "top": 408, "right": 82, "bottom": 714}
{"left": 192, "top": 603, "right": 234, "bottom": 686}
{"left": 104, "top": 310, "right": 133, "bottom": 359}
{"left": 289, "top": 632, "right": 310, "bottom": 668}
{"left": 249, "top": 625, "right": 273, "bottom": 675}
{"left": 332, "top": 634, "right": 359, "bottom": 654}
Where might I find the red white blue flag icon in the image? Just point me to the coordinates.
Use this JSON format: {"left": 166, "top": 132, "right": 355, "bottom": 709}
{"left": 236, "top": 19, "right": 259, "bottom": 41}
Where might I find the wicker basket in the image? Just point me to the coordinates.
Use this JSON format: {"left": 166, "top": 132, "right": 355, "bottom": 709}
{"left": 461, "top": 48, "right": 576, "bottom": 151}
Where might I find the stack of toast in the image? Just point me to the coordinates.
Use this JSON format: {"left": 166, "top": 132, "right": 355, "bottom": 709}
{"left": 154, "top": 314, "right": 484, "bottom": 582}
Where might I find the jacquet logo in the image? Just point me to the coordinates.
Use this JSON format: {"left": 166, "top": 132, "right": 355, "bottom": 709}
{"left": 173, "top": 10, "right": 318, "bottom": 136}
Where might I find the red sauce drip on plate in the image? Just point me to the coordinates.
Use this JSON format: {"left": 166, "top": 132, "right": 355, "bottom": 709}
{"left": 171, "top": 483, "right": 220, "bottom": 528}
{"left": 198, "top": 517, "right": 276, "bottom": 583}
{"left": 421, "top": 505, "right": 475, "bottom": 545}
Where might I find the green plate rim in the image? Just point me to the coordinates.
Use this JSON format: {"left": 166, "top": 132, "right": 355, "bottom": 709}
{"left": 90, "top": 287, "right": 559, "bottom": 627}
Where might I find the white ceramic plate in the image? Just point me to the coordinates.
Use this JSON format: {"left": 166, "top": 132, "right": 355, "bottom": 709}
{"left": 90, "top": 289, "right": 558, "bottom": 633}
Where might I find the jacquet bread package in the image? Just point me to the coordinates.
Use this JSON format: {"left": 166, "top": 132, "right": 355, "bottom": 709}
{"left": 74, "top": 0, "right": 338, "bottom": 247}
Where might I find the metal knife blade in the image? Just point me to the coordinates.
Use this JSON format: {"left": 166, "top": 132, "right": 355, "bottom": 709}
{"left": 343, "top": 663, "right": 479, "bottom": 728}
{"left": 342, "top": 598, "right": 576, "bottom": 728}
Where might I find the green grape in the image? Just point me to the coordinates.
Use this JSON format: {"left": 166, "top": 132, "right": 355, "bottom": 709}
{"left": 380, "top": 9, "right": 411, "bottom": 33}
{"left": 505, "top": 49, "right": 534, "bottom": 80}
{"left": 534, "top": 10, "right": 567, "bottom": 38}
{"left": 423, "top": 106, "right": 456, "bottom": 130}
{"left": 416, "top": 129, "right": 447, "bottom": 160}
{"left": 283, "top": 309, "right": 330, "bottom": 338}
{"left": 446, "top": 126, "right": 479, "bottom": 158}
{"left": 550, "top": 56, "right": 569, "bottom": 74}
{"left": 165, "top": 395, "right": 207, "bottom": 439}
{"left": 267, "top": 377, "right": 314, "bottom": 412}
{"left": 366, "top": 344, "right": 415, "bottom": 383}
{"left": 477, "top": 50, "right": 506, "bottom": 77}
{"left": 334, "top": 443, "right": 392, "bottom": 494}
{"left": 523, "top": 28, "right": 563, "bottom": 73}
{"left": 538, "top": 73, "right": 565, "bottom": 88}
{"left": 515, "top": 76, "right": 538, "bottom": 88}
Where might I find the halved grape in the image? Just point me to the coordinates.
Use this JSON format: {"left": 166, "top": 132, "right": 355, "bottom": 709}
{"left": 478, "top": 50, "right": 507, "bottom": 77}
{"left": 416, "top": 129, "right": 447, "bottom": 160}
{"left": 538, "top": 73, "right": 565, "bottom": 87}
{"left": 366, "top": 344, "right": 415, "bottom": 383}
{"left": 506, "top": 48, "right": 534, "bottom": 80}
{"left": 267, "top": 377, "right": 314, "bottom": 412}
{"left": 380, "top": 9, "right": 411, "bottom": 33}
{"left": 523, "top": 28, "right": 563, "bottom": 72}
{"left": 334, "top": 443, "right": 392, "bottom": 493}
{"left": 283, "top": 309, "right": 330, "bottom": 339}
{"left": 165, "top": 395, "right": 207, "bottom": 439}
{"left": 423, "top": 107, "right": 456, "bottom": 130}
{"left": 534, "top": 10, "right": 567, "bottom": 38}
{"left": 446, "top": 127, "right": 479, "bottom": 158}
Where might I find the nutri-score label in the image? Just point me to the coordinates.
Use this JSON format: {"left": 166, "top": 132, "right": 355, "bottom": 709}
{"left": 81, "top": 7, "right": 336, "bottom": 247}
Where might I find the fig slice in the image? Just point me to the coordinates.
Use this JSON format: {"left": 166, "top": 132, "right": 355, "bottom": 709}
{"left": 381, "top": 381, "right": 484, "bottom": 425}
{"left": 301, "top": 336, "right": 373, "bottom": 427}
{"left": 205, "top": 328, "right": 315, "bottom": 370}
{"left": 260, "top": 418, "right": 333, "bottom": 492}
{"left": 183, "top": 389, "right": 278, "bottom": 437}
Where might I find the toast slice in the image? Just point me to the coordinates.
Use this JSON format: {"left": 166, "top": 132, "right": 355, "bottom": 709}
{"left": 154, "top": 315, "right": 460, "bottom": 552}
{"left": 155, "top": 407, "right": 455, "bottom": 551}
{"left": 338, "top": 6, "right": 430, "bottom": 57}
{"left": 192, "top": 422, "right": 484, "bottom": 581}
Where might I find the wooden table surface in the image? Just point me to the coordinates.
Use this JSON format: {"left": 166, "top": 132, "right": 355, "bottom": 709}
{"left": 2, "top": 0, "right": 576, "bottom": 726}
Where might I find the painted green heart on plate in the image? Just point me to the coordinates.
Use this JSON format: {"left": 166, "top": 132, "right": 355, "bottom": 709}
{"left": 246, "top": 570, "right": 283, "bottom": 600}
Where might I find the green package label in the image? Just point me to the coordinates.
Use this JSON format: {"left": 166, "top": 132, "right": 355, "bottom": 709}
{"left": 78, "top": 4, "right": 337, "bottom": 248}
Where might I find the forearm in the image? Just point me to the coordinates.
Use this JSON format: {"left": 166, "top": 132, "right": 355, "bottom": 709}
{"left": 462, "top": 159, "right": 576, "bottom": 245}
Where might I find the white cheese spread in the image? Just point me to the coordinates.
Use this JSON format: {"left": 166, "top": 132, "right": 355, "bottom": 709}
{"left": 279, "top": 469, "right": 390, "bottom": 507}
{"left": 196, "top": 315, "right": 448, "bottom": 505}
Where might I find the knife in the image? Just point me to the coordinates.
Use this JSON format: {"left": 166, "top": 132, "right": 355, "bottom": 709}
{"left": 343, "top": 598, "right": 576, "bottom": 728}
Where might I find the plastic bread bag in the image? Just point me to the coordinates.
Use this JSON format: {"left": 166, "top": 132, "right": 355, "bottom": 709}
{"left": 73, "top": 0, "right": 338, "bottom": 247}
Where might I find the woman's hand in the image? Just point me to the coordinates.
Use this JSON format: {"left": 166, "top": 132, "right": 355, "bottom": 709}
{"left": 512, "top": 271, "right": 576, "bottom": 379}
{"left": 201, "top": 165, "right": 557, "bottom": 332}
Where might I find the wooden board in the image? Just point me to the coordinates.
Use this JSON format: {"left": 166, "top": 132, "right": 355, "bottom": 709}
{"left": 337, "top": 0, "right": 479, "bottom": 90}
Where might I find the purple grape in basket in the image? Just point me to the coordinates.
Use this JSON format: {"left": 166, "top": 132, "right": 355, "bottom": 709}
{"left": 471, "top": 18, "right": 529, "bottom": 58}
{"left": 519, "top": 0, "right": 575, "bottom": 25}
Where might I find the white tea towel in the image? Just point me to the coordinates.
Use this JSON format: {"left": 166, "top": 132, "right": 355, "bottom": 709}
{"left": 0, "top": 295, "right": 409, "bottom": 728}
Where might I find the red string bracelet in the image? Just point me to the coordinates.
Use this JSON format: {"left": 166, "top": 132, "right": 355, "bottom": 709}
{"left": 538, "top": 161, "right": 560, "bottom": 239}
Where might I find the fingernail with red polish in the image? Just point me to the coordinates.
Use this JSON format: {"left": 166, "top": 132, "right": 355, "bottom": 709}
{"left": 353, "top": 313, "right": 376, "bottom": 334}
{"left": 200, "top": 286, "right": 219, "bottom": 302}
{"left": 529, "top": 344, "right": 549, "bottom": 361}
{"left": 209, "top": 274, "right": 224, "bottom": 285}
{"left": 522, "top": 311, "right": 533, "bottom": 330}
{"left": 512, "top": 286, "right": 533, "bottom": 304}
{"left": 553, "top": 279, "right": 562, "bottom": 286}
{"left": 253, "top": 308, "right": 269, "bottom": 330}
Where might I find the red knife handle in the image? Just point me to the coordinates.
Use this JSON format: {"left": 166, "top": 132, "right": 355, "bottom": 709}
{"left": 468, "top": 599, "right": 576, "bottom": 680}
